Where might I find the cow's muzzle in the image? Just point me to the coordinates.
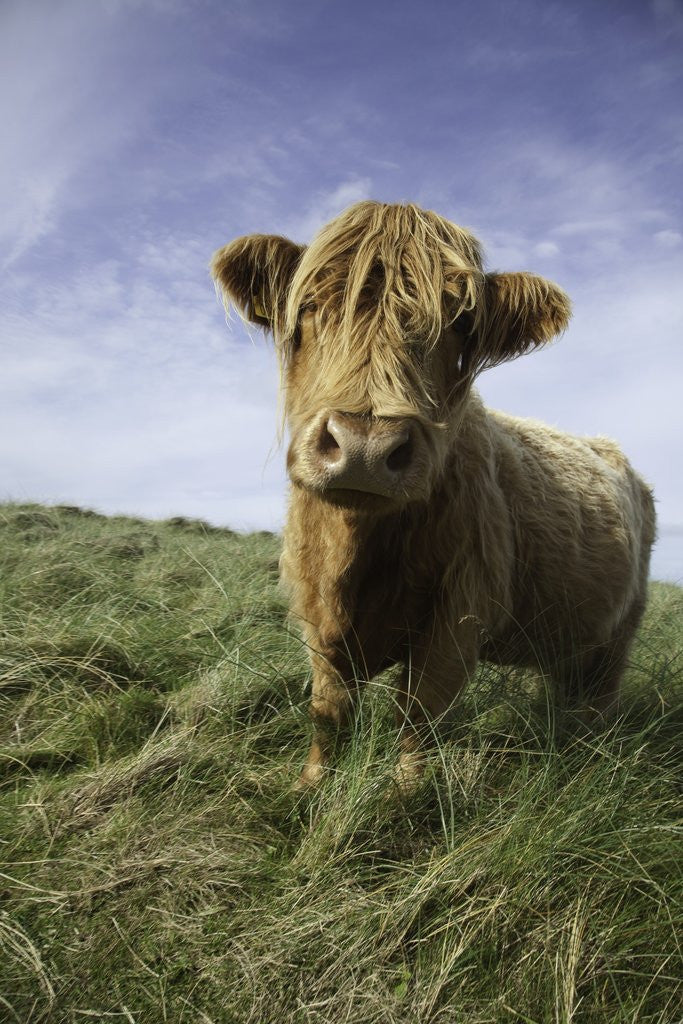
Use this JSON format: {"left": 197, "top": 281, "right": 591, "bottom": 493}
{"left": 297, "top": 412, "right": 417, "bottom": 499}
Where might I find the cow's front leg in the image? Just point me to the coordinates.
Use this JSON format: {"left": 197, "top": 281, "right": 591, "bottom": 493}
{"left": 395, "top": 617, "right": 480, "bottom": 792}
{"left": 296, "top": 643, "right": 360, "bottom": 791}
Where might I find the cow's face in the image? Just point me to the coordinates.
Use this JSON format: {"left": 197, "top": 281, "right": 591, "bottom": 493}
{"left": 281, "top": 304, "right": 473, "bottom": 511}
{"left": 212, "top": 202, "right": 570, "bottom": 514}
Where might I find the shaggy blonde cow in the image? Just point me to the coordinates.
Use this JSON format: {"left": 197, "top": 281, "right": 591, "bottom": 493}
{"left": 212, "top": 201, "right": 655, "bottom": 789}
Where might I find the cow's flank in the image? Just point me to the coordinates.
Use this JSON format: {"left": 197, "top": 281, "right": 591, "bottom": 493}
{"left": 212, "top": 201, "right": 655, "bottom": 790}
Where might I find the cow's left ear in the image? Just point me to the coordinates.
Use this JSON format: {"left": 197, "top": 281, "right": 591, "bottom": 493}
{"left": 211, "top": 234, "right": 305, "bottom": 332}
{"left": 475, "top": 272, "right": 571, "bottom": 370}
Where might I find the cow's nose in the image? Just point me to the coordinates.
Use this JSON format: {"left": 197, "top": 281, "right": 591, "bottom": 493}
{"left": 317, "top": 413, "right": 414, "bottom": 494}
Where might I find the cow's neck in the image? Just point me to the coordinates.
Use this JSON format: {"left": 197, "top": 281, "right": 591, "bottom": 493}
{"left": 283, "top": 485, "right": 436, "bottom": 641}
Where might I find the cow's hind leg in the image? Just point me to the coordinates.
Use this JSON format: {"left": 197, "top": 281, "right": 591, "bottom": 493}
{"left": 560, "top": 599, "right": 645, "bottom": 721}
{"left": 569, "top": 641, "right": 628, "bottom": 720}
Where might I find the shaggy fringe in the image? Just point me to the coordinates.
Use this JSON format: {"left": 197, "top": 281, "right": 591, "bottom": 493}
{"left": 276, "top": 202, "right": 484, "bottom": 419}
{"left": 280, "top": 201, "right": 483, "bottom": 345}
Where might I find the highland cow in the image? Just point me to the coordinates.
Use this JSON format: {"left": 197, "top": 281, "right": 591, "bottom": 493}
{"left": 212, "top": 201, "right": 655, "bottom": 790}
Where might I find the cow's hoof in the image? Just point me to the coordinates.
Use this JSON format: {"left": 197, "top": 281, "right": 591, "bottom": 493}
{"left": 294, "top": 762, "right": 326, "bottom": 792}
{"left": 392, "top": 751, "right": 425, "bottom": 797}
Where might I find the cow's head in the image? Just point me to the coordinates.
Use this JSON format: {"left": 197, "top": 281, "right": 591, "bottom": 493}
{"left": 212, "top": 201, "right": 570, "bottom": 513}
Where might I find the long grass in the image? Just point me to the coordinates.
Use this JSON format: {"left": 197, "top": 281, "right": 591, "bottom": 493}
{"left": 0, "top": 502, "right": 681, "bottom": 1023}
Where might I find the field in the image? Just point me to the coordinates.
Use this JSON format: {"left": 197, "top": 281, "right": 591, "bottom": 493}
{"left": 1, "top": 502, "right": 681, "bottom": 1023}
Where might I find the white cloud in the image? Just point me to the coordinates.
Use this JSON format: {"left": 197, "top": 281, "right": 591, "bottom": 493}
{"left": 453, "top": 136, "right": 675, "bottom": 278}
{"left": 282, "top": 178, "right": 374, "bottom": 242}
{"left": 533, "top": 241, "right": 560, "bottom": 259}
{"left": 654, "top": 229, "right": 682, "bottom": 248}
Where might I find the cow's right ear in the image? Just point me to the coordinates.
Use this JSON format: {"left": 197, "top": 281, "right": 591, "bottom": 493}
{"left": 211, "top": 234, "right": 305, "bottom": 330}
{"left": 474, "top": 272, "right": 571, "bottom": 370}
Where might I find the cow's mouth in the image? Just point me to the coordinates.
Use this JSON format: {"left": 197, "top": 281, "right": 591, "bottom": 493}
{"left": 316, "top": 486, "right": 398, "bottom": 512}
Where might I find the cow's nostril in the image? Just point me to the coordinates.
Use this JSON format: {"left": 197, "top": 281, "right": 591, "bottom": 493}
{"left": 320, "top": 427, "right": 339, "bottom": 451}
{"left": 319, "top": 423, "right": 342, "bottom": 461}
{"left": 386, "top": 439, "right": 412, "bottom": 473}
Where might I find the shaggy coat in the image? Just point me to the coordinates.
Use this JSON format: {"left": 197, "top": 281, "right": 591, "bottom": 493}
{"left": 212, "top": 201, "right": 655, "bottom": 788}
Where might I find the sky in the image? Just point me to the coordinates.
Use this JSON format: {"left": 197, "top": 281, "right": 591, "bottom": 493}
{"left": 1, "top": 0, "right": 682, "bottom": 581}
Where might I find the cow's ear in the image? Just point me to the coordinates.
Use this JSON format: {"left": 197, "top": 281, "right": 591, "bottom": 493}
{"left": 476, "top": 272, "right": 571, "bottom": 369}
{"left": 211, "top": 234, "right": 305, "bottom": 330}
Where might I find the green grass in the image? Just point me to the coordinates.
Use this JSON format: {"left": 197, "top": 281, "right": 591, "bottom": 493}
{"left": 1, "top": 502, "right": 681, "bottom": 1023}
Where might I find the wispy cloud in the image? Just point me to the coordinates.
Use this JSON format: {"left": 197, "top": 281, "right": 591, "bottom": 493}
{"left": 281, "top": 178, "right": 374, "bottom": 242}
{"left": 654, "top": 229, "right": 682, "bottom": 249}
{"left": 0, "top": 4, "right": 142, "bottom": 266}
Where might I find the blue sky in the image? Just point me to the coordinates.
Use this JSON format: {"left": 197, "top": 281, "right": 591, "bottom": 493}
{"left": 2, "top": 0, "right": 682, "bottom": 580}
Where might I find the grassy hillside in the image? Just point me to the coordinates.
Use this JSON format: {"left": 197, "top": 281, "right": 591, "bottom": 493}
{"left": 1, "top": 502, "right": 681, "bottom": 1024}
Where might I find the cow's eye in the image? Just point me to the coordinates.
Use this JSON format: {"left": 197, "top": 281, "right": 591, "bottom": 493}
{"left": 452, "top": 311, "right": 475, "bottom": 336}
{"left": 290, "top": 327, "right": 302, "bottom": 353}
